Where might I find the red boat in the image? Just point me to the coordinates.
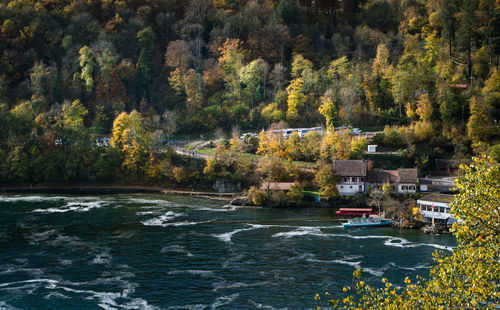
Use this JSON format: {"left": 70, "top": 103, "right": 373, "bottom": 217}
{"left": 335, "top": 208, "right": 380, "bottom": 217}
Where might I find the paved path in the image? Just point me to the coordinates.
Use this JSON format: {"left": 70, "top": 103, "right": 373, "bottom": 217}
{"left": 172, "top": 145, "right": 210, "bottom": 160}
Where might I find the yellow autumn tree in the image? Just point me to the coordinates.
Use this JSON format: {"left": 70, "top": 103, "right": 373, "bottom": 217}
{"left": 286, "top": 78, "right": 306, "bottom": 123}
{"left": 111, "top": 110, "right": 151, "bottom": 177}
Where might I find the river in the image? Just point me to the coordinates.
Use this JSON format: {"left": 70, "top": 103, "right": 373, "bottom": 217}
{"left": 0, "top": 194, "right": 456, "bottom": 309}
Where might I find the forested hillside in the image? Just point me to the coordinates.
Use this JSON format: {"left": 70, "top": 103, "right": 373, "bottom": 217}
{"left": 0, "top": 0, "right": 499, "bottom": 183}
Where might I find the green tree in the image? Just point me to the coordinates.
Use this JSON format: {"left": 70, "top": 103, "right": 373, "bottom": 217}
{"left": 239, "top": 58, "right": 269, "bottom": 108}
{"left": 219, "top": 39, "right": 244, "bottom": 105}
{"left": 286, "top": 182, "right": 304, "bottom": 203}
{"left": 63, "top": 100, "right": 88, "bottom": 131}
{"left": 467, "top": 96, "right": 492, "bottom": 144}
{"left": 440, "top": 0, "right": 458, "bottom": 59}
{"left": 136, "top": 27, "right": 155, "bottom": 103}
{"left": 76, "top": 45, "right": 95, "bottom": 93}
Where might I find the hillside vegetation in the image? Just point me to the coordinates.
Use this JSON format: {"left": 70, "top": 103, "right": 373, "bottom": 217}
{"left": 0, "top": 0, "right": 499, "bottom": 183}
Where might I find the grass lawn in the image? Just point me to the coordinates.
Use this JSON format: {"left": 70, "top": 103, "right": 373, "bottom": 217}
{"left": 303, "top": 190, "right": 320, "bottom": 196}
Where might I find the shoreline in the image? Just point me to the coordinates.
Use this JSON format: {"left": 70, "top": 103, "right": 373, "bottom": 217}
{"left": 0, "top": 185, "right": 242, "bottom": 201}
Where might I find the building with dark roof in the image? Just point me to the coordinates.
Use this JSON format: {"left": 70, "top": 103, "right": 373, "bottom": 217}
{"left": 397, "top": 168, "right": 418, "bottom": 193}
{"left": 333, "top": 160, "right": 368, "bottom": 195}
{"left": 365, "top": 168, "right": 419, "bottom": 194}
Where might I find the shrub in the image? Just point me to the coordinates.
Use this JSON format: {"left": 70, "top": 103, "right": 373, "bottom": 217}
{"left": 286, "top": 182, "right": 304, "bottom": 203}
{"left": 248, "top": 186, "right": 266, "bottom": 206}
{"left": 489, "top": 144, "right": 500, "bottom": 162}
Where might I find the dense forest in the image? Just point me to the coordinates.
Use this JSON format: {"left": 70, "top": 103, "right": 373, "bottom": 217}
{"left": 0, "top": 0, "right": 499, "bottom": 184}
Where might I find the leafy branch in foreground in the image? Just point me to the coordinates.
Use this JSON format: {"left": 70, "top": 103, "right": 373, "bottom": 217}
{"left": 316, "top": 157, "right": 500, "bottom": 310}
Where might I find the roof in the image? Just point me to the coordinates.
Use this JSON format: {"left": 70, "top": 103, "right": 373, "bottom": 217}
{"left": 366, "top": 169, "right": 398, "bottom": 183}
{"left": 419, "top": 178, "right": 433, "bottom": 184}
{"left": 261, "top": 182, "right": 294, "bottom": 191}
{"left": 397, "top": 168, "right": 418, "bottom": 183}
{"left": 418, "top": 193, "right": 455, "bottom": 204}
{"left": 333, "top": 160, "right": 367, "bottom": 177}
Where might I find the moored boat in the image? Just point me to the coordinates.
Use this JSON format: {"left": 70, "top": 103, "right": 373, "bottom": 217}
{"left": 342, "top": 218, "right": 393, "bottom": 228}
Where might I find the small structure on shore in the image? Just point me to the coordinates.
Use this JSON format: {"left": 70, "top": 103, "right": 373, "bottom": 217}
{"left": 214, "top": 180, "right": 241, "bottom": 193}
{"left": 417, "top": 193, "right": 457, "bottom": 226}
{"left": 367, "top": 145, "right": 377, "bottom": 153}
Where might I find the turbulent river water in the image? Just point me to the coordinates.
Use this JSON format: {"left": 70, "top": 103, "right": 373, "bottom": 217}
{"left": 0, "top": 194, "right": 456, "bottom": 309}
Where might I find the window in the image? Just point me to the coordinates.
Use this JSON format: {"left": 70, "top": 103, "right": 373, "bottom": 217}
{"left": 350, "top": 186, "right": 352, "bottom": 189}
{"left": 340, "top": 186, "right": 343, "bottom": 189}
{"left": 439, "top": 207, "right": 444, "bottom": 213}
{"left": 361, "top": 178, "right": 364, "bottom": 182}
{"left": 410, "top": 185, "right": 415, "bottom": 190}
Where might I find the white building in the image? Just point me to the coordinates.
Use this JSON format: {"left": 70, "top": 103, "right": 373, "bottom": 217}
{"left": 417, "top": 193, "right": 457, "bottom": 226}
{"left": 334, "top": 160, "right": 367, "bottom": 196}
{"left": 268, "top": 127, "right": 324, "bottom": 139}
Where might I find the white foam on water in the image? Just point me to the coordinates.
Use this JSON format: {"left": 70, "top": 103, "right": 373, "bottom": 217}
{"left": 399, "top": 262, "right": 431, "bottom": 270}
{"left": 168, "top": 305, "right": 207, "bottom": 310}
{"left": 122, "top": 298, "right": 162, "bottom": 310}
{"left": 59, "top": 259, "right": 73, "bottom": 266}
{"left": 112, "top": 231, "right": 136, "bottom": 239}
{"left": 0, "top": 301, "right": 22, "bottom": 310}
{"left": 91, "top": 253, "right": 112, "bottom": 265}
{"left": 168, "top": 270, "right": 214, "bottom": 277}
{"left": 192, "top": 204, "right": 239, "bottom": 212}
{"left": 28, "top": 229, "right": 58, "bottom": 242}
{"left": 383, "top": 238, "right": 454, "bottom": 252}
{"left": 161, "top": 245, "right": 194, "bottom": 257}
{"left": 363, "top": 267, "right": 385, "bottom": 277}
{"left": 307, "top": 257, "right": 361, "bottom": 269}
{"left": 159, "top": 220, "right": 213, "bottom": 227}
{"left": 0, "top": 266, "right": 44, "bottom": 277}
{"left": 287, "top": 253, "right": 316, "bottom": 262}
{"left": 47, "top": 234, "right": 86, "bottom": 247}
{"left": 32, "top": 201, "right": 107, "bottom": 213}
{"left": 44, "top": 291, "right": 70, "bottom": 299}
{"left": 249, "top": 300, "right": 287, "bottom": 310}
{"left": 0, "top": 269, "right": 153, "bottom": 310}
{"left": 127, "top": 198, "right": 182, "bottom": 208}
{"left": 212, "top": 280, "right": 270, "bottom": 291}
{"left": 141, "top": 211, "right": 184, "bottom": 227}
{"left": 0, "top": 195, "right": 67, "bottom": 203}
{"left": 210, "top": 293, "right": 239, "bottom": 309}
{"left": 135, "top": 211, "right": 158, "bottom": 216}
{"left": 0, "top": 278, "right": 59, "bottom": 288}
{"left": 419, "top": 243, "right": 454, "bottom": 251}
{"left": 213, "top": 224, "right": 271, "bottom": 243}
{"left": 272, "top": 229, "right": 454, "bottom": 253}
{"left": 271, "top": 226, "right": 324, "bottom": 238}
